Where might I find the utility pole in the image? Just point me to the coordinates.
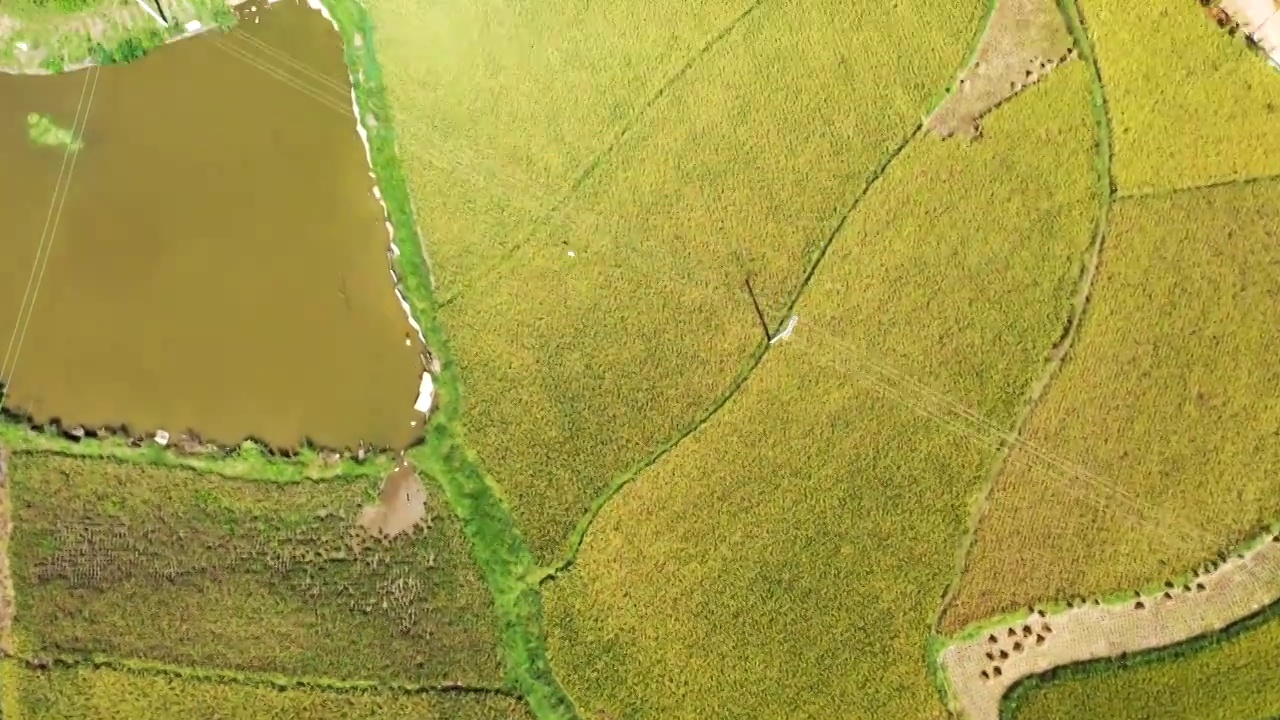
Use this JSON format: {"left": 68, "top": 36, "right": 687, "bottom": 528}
{"left": 153, "top": 0, "right": 169, "bottom": 24}
{"left": 744, "top": 275, "right": 771, "bottom": 342}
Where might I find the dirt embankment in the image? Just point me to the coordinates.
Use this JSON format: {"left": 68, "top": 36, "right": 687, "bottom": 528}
{"left": 941, "top": 533, "right": 1280, "bottom": 719}
{"left": 927, "top": 0, "right": 1076, "bottom": 138}
{"left": 356, "top": 458, "right": 427, "bottom": 539}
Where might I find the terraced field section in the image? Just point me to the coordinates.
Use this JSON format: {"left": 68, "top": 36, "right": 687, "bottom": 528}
{"left": 1004, "top": 597, "right": 1280, "bottom": 720}
{"left": 542, "top": 62, "right": 1099, "bottom": 720}
{"left": 6, "top": 453, "right": 506, "bottom": 686}
{"left": 0, "top": 0, "right": 424, "bottom": 450}
{"left": 944, "top": 177, "right": 1280, "bottom": 635}
{"left": 364, "top": 0, "right": 995, "bottom": 561}
{"left": 0, "top": 663, "right": 533, "bottom": 720}
{"left": 1084, "top": 0, "right": 1280, "bottom": 194}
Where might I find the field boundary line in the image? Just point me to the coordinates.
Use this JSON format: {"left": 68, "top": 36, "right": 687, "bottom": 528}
{"left": 4, "top": 652, "right": 518, "bottom": 699}
{"left": 437, "top": 0, "right": 772, "bottom": 310}
{"left": 1115, "top": 169, "right": 1280, "bottom": 201}
{"left": 931, "top": 0, "right": 1118, "bottom": 692}
{"left": 537, "top": 125, "right": 923, "bottom": 582}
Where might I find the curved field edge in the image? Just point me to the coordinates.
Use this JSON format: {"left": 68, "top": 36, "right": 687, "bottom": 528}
{"left": 1001, "top": 579, "right": 1280, "bottom": 719}
{"left": 312, "top": 0, "right": 577, "bottom": 717}
{"left": 933, "top": 0, "right": 1113, "bottom": 638}
{"left": 549, "top": 0, "right": 1036, "bottom": 578}
{"left": 938, "top": 520, "right": 1280, "bottom": 720}
{"left": 542, "top": 126, "right": 921, "bottom": 580}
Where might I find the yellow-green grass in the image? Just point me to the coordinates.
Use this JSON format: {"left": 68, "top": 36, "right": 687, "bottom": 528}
{"left": 943, "top": 177, "right": 1280, "bottom": 634}
{"left": 1084, "top": 0, "right": 1280, "bottom": 194}
{"left": 0, "top": 663, "right": 533, "bottom": 720}
{"left": 367, "top": 0, "right": 990, "bottom": 561}
{"left": 1004, "top": 600, "right": 1280, "bottom": 720}
{"left": 8, "top": 453, "right": 505, "bottom": 686}
{"left": 542, "top": 64, "right": 1098, "bottom": 720}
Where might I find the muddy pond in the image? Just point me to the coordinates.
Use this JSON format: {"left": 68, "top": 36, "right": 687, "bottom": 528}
{"left": 0, "top": 0, "right": 426, "bottom": 450}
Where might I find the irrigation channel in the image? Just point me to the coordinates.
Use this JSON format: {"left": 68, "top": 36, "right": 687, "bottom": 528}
{"left": 0, "top": 0, "right": 428, "bottom": 451}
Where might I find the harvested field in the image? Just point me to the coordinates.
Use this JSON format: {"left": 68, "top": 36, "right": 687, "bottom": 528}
{"left": 7, "top": 453, "right": 505, "bottom": 685}
{"left": 942, "top": 178, "right": 1280, "bottom": 634}
{"left": 1085, "top": 0, "right": 1280, "bottom": 194}
{"left": 928, "top": 0, "right": 1076, "bottom": 138}
{"left": 1007, "top": 595, "right": 1280, "bottom": 720}
{"left": 365, "top": 0, "right": 991, "bottom": 561}
{"left": 542, "top": 65, "right": 1098, "bottom": 720}
{"left": 942, "top": 525, "right": 1280, "bottom": 720}
{"left": 1, "top": 663, "right": 533, "bottom": 719}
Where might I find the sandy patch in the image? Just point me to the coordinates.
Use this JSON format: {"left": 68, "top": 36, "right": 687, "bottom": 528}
{"left": 940, "top": 532, "right": 1280, "bottom": 719}
{"left": 1222, "top": 0, "right": 1280, "bottom": 61}
{"left": 357, "top": 459, "right": 427, "bottom": 539}
{"left": 927, "top": 0, "right": 1076, "bottom": 139}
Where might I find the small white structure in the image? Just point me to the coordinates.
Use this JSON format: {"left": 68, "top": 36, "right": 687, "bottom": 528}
{"left": 154, "top": 429, "right": 171, "bottom": 446}
{"left": 413, "top": 372, "right": 434, "bottom": 414}
{"left": 15, "top": 42, "right": 28, "bottom": 52}
{"left": 770, "top": 315, "right": 799, "bottom": 345}
{"left": 184, "top": 19, "right": 203, "bottom": 33}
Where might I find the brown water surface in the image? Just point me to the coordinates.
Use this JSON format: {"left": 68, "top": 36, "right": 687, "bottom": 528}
{"left": 0, "top": 0, "right": 425, "bottom": 450}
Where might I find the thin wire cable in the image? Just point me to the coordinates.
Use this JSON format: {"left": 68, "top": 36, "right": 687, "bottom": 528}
{"left": 0, "top": 67, "right": 95, "bottom": 384}
{"left": 2, "top": 66, "right": 104, "bottom": 405}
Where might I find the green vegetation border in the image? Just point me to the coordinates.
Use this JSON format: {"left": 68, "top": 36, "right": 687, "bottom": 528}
{"left": 1000, "top": 583, "right": 1280, "bottom": 719}
{"left": 315, "top": 0, "right": 578, "bottom": 716}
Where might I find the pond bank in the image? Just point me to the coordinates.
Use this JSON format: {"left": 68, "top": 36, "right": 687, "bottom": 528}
{"left": 0, "top": 0, "right": 242, "bottom": 75}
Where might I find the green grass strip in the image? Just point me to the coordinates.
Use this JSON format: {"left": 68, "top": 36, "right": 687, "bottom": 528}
{"left": 316, "top": 0, "right": 579, "bottom": 717}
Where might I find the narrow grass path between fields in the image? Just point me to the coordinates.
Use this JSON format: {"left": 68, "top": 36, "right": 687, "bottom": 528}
{"left": 932, "top": 0, "right": 1116, "bottom": 648}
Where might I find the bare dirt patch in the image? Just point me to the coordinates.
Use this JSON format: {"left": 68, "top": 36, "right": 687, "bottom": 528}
{"left": 1221, "top": 0, "right": 1280, "bottom": 61}
{"left": 357, "top": 458, "right": 428, "bottom": 539}
{"left": 927, "top": 0, "right": 1076, "bottom": 139}
{"left": 940, "top": 532, "right": 1280, "bottom": 720}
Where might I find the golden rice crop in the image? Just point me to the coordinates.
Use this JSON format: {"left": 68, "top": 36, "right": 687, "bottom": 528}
{"left": 1, "top": 663, "right": 532, "bottom": 720}
{"left": 1006, "top": 601, "right": 1280, "bottom": 720}
{"left": 542, "top": 64, "right": 1099, "bottom": 720}
{"left": 7, "top": 454, "right": 505, "bottom": 685}
{"left": 364, "top": 0, "right": 989, "bottom": 561}
{"left": 943, "top": 177, "right": 1280, "bottom": 634}
{"left": 1084, "top": 0, "right": 1280, "bottom": 194}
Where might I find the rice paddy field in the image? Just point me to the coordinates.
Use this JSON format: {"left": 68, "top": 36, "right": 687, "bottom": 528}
{"left": 2, "top": 0, "right": 1280, "bottom": 716}
{"left": 541, "top": 62, "right": 1099, "bottom": 719}
{"left": 1085, "top": 0, "right": 1280, "bottom": 194}
{"left": 943, "top": 177, "right": 1280, "bottom": 634}
{"left": 6, "top": 453, "right": 506, "bottom": 686}
{"left": 0, "top": 663, "right": 534, "bottom": 720}
{"left": 363, "top": 0, "right": 991, "bottom": 561}
{"left": 1004, "top": 600, "right": 1280, "bottom": 720}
